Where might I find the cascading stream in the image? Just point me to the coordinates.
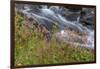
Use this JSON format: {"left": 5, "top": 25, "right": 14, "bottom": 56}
{"left": 15, "top": 4, "right": 94, "bottom": 49}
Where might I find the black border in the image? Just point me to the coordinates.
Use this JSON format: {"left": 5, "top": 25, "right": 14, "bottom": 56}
{"left": 10, "top": 1, "right": 96, "bottom": 69}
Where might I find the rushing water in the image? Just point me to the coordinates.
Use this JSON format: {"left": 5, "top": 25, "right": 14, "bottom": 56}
{"left": 87, "top": 30, "right": 94, "bottom": 49}
{"left": 15, "top": 4, "right": 94, "bottom": 49}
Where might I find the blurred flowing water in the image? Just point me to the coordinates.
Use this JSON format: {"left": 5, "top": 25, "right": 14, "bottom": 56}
{"left": 15, "top": 4, "right": 95, "bottom": 49}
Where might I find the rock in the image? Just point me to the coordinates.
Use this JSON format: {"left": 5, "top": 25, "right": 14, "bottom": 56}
{"left": 55, "top": 29, "right": 86, "bottom": 45}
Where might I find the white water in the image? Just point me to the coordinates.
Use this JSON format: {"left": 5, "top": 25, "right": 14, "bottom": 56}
{"left": 16, "top": 4, "right": 94, "bottom": 49}
{"left": 59, "top": 29, "right": 94, "bottom": 49}
{"left": 87, "top": 30, "right": 94, "bottom": 49}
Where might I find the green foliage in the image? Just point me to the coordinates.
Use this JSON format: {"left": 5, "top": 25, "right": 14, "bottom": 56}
{"left": 15, "top": 11, "right": 95, "bottom": 66}
{"left": 15, "top": 12, "right": 24, "bottom": 44}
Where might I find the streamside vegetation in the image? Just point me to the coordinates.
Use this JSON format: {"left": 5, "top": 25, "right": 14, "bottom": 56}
{"left": 14, "top": 8, "right": 95, "bottom": 66}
